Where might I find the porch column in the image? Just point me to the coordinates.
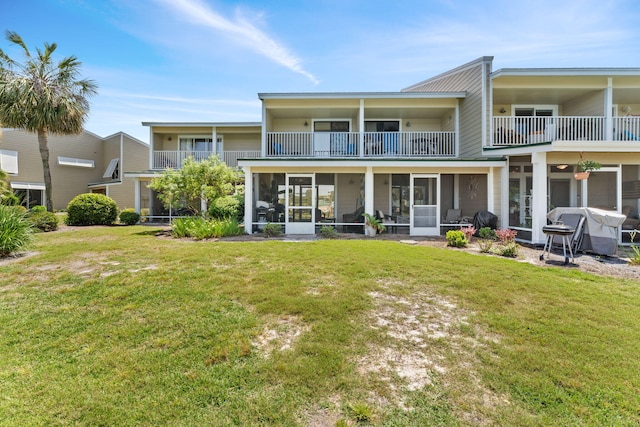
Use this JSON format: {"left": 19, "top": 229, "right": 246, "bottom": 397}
{"left": 605, "top": 78, "right": 613, "bottom": 141}
{"left": 531, "top": 152, "right": 548, "bottom": 244}
{"left": 134, "top": 178, "right": 140, "bottom": 213}
{"left": 359, "top": 99, "right": 365, "bottom": 158}
{"left": 212, "top": 127, "right": 218, "bottom": 155}
{"left": 364, "top": 166, "right": 374, "bottom": 215}
{"left": 500, "top": 164, "right": 509, "bottom": 229}
{"left": 243, "top": 166, "right": 253, "bottom": 234}
{"left": 487, "top": 167, "right": 495, "bottom": 214}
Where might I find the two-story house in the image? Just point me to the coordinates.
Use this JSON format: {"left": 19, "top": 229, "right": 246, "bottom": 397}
{"left": 129, "top": 56, "right": 640, "bottom": 245}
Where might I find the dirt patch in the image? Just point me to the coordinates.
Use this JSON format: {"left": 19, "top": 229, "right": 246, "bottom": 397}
{"left": 358, "top": 290, "right": 508, "bottom": 422}
{"left": 253, "top": 315, "right": 309, "bottom": 356}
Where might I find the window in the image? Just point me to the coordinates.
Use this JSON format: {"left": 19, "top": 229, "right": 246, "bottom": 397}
{"left": 0, "top": 149, "right": 18, "bottom": 174}
{"left": 11, "top": 183, "right": 45, "bottom": 209}
{"left": 365, "top": 121, "right": 399, "bottom": 132}
{"left": 103, "top": 158, "right": 120, "bottom": 179}
{"left": 57, "top": 156, "right": 94, "bottom": 168}
{"left": 179, "top": 137, "right": 213, "bottom": 152}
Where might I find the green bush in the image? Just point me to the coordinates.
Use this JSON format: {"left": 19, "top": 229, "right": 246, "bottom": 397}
{"left": 66, "top": 193, "right": 118, "bottom": 226}
{"left": 172, "top": 217, "right": 244, "bottom": 240}
{"left": 262, "top": 222, "right": 282, "bottom": 237}
{"left": 208, "top": 195, "right": 243, "bottom": 220}
{"left": 319, "top": 225, "right": 337, "bottom": 238}
{"left": 445, "top": 229, "right": 467, "bottom": 247}
{"left": 0, "top": 205, "right": 33, "bottom": 256}
{"left": 30, "top": 205, "right": 47, "bottom": 213}
{"left": 119, "top": 209, "right": 140, "bottom": 225}
{"left": 26, "top": 211, "right": 58, "bottom": 232}
{"left": 494, "top": 242, "right": 519, "bottom": 258}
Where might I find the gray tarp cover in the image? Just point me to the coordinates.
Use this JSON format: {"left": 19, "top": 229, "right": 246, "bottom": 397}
{"left": 547, "top": 207, "right": 626, "bottom": 256}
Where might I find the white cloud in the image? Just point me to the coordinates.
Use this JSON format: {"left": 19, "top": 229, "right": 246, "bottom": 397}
{"left": 153, "top": 0, "right": 319, "bottom": 84}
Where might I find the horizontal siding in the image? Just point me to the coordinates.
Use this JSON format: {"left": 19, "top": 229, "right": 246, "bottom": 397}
{"left": 563, "top": 90, "right": 605, "bottom": 116}
{"left": 406, "top": 61, "right": 488, "bottom": 158}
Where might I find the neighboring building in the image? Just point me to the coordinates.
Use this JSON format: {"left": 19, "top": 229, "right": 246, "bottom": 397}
{"left": 0, "top": 129, "right": 149, "bottom": 211}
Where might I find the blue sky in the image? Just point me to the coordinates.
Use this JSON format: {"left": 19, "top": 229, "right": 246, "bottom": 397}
{"left": 3, "top": 0, "right": 640, "bottom": 142}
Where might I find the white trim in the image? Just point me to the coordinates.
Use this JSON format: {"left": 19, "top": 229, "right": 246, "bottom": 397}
{"left": 10, "top": 182, "right": 45, "bottom": 190}
{"left": 0, "top": 149, "right": 18, "bottom": 174}
{"left": 57, "top": 156, "right": 94, "bottom": 168}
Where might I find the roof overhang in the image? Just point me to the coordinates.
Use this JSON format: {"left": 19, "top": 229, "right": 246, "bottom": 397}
{"left": 258, "top": 92, "right": 466, "bottom": 100}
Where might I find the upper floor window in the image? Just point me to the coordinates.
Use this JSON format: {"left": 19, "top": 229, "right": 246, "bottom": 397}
{"left": 179, "top": 136, "right": 213, "bottom": 152}
{"left": 365, "top": 121, "right": 399, "bottom": 132}
{"left": 57, "top": 156, "right": 94, "bottom": 168}
{"left": 103, "top": 158, "right": 120, "bottom": 180}
{"left": 313, "top": 121, "right": 349, "bottom": 132}
{"left": 0, "top": 149, "right": 18, "bottom": 174}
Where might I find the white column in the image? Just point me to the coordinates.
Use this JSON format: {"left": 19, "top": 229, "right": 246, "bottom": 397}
{"left": 134, "top": 179, "right": 140, "bottom": 213}
{"left": 359, "top": 99, "right": 365, "bottom": 157}
{"left": 148, "top": 127, "right": 154, "bottom": 169}
{"left": 487, "top": 167, "right": 495, "bottom": 214}
{"left": 261, "top": 103, "right": 267, "bottom": 157}
{"left": 605, "top": 78, "right": 613, "bottom": 141}
{"left": 212, "top": 127, "right": 218, "bottom": 155}
{"left": 243, "top": 166, "right": 253, "bottom": 234}
{"left": 500, "top": 163, "right": 509, "bottom": 228}
{"left": 364, "top": 166, "right": 374, "bottom": 215}
{"left": 531, "top": 152, "right": 548, "bottom": 244}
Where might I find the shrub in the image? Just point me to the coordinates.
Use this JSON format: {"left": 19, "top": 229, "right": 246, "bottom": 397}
{"left": 262, "top": 222, "right": 282, "bottom": 237}
{"left": 478, "top": 227, "right": 496, "bottom": 253}
{"left": 493, "top": 242, "right": 520, "bottom": 258}
{"left": 495, "top": 228, "right": 518, "bottom": 243}
{"left": 319, "top": 225, "right": 337, "bottom": 238}
{"left": 66, "top": 193, "right": 118, "bottom": 226}
{"left": 172, "top": 217, "right": 244, "bottom": 240}
{"left": 446, "top": 229, "right": 467, "bottom": 247}
{"left": 30, "top": 205, "right": 47, "bottom": 213}
{"left": 0, "top": 205, "right": 33, "bottom": 256}
{"left": 140, "top": 208, "right": 149, "bottom": 223}
{"left": 26, "top": 211, "right": 58, "bottom": 232}
{"left": 208, "top": 195, "right": 242, "bottom": 220}
{"left": 119, "top": 209, "right": 140, "bottom": 225}
{"left": 461, "top": 226, "right": 476, "bottom": 242}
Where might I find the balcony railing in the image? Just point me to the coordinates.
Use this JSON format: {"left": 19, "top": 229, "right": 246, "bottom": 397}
{"left": 614, "top": 116, "right": 640, "bottom": 141}
{"left": 152, "top": 150, "right": 261, "bottom": 169}
{"left": 492, "top": 116, "right": 608, "bottom": 146}
{"left": 265, "top": 131, "right": 457, "bottom": 158}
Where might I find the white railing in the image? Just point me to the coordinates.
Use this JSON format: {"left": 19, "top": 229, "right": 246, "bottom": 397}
{"left": 266, "top": 131, "right": 457, "bottom": 158}
{"left": 614, "top": 116, "right": 640, "bottom": 141}
{"left": 152, "top": 150, "right": 261, "bottom": 169}
{"left": 492, "top": 116, "right": 606, "bottom": 146}
{"left": 222, "top": 151, "right": 261, "bottom": 168}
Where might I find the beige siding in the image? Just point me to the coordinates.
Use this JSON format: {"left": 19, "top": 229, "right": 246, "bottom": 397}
{"left": 106, "top": 135, "right": 150, "bottom": 209}
{"left": 373, "top": 174, "right": 390, "bottom": 214}
{"left": 223, "top": 133, "right": 261, "bottom": 151}
{"left": 336, "top": 173, "right": 363, "bottom": 221}
{"left": 2, "top": 129, "right": 104, "bottom": 209}
{"left": 563, "top": 90, "right": 606, "bottom": 116}
{"left": 404, "top": 58, "right": 492, "bottom": 158}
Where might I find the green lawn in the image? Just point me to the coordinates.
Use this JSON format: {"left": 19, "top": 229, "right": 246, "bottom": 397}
{"left": 1, "top": 226, "right": 639, "bottom": 426}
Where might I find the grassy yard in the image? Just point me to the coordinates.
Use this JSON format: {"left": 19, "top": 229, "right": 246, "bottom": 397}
{"left": 1, "top": 226, "right": 639, "bottom": 426}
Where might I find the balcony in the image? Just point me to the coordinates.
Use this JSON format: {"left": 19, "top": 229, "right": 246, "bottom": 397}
{"left": 492, "top": 116, "right": 640, "bottom": 146}
{"left": 265, "top": 131, "right": 457, "bottom": 158}
{"left": 152, "top": 150, "right": 261, "bottom": 169}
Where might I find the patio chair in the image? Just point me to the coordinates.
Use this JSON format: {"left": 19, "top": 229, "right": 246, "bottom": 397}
{"left": 443, "top": 208, "right": 461, "bottom": 224}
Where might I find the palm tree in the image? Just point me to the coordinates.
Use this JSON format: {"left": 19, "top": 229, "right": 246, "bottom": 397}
{"left": 0, "top": 31, "right": 97, "bottom": 211}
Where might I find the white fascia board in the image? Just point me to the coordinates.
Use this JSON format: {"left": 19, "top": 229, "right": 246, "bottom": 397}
{"left": 258, "top": 92, "right": 466, "bottom": 100}
{"left": 141, "top": 121, "right": 262, "bottom": 128}
{"left": 491, "top": 68, "right": 640, "bottom": 79}
{"left": 238, "top": 159, "right": 506, "bottom": 169}
{"left": 10, "top": 182, "right": 45, "bottom": 190}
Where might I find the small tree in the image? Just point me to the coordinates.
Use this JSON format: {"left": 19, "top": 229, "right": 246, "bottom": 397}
{"left": 149, "top": 155, "right": 243, "bottom": 216}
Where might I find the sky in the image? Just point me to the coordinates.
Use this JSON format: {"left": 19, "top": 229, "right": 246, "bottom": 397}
{"left": 2, "top": 0, "right": 640, "bottom": 143}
